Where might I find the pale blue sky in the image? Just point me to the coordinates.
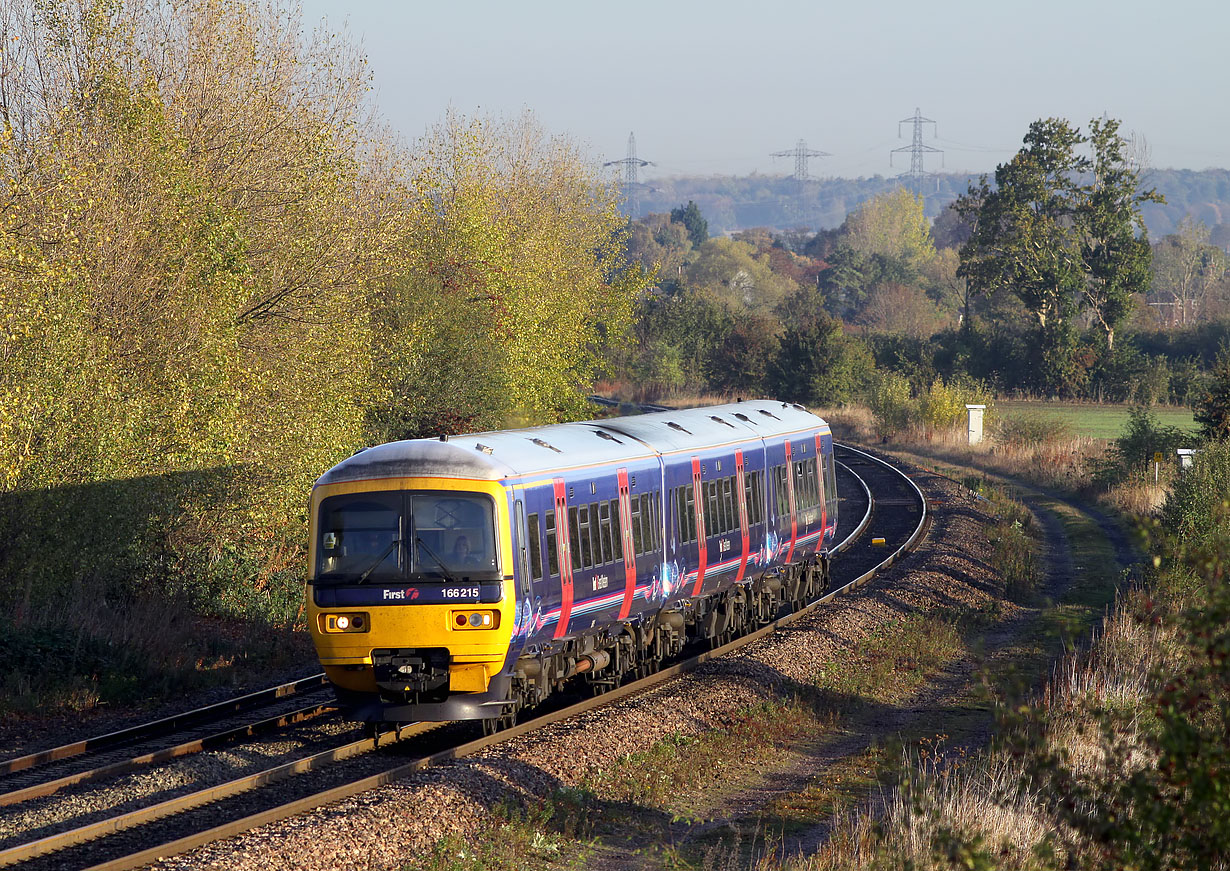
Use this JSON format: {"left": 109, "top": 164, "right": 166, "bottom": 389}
{"left": 302, "top": 0, "right": 1227, "bottom": 180}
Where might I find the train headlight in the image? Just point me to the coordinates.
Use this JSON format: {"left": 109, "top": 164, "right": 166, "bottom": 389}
{"left": 451, "top": 610, "right": 498, "bottom": 630}
{"left": 320, "top": 612, "right": 369, "bottom": 633}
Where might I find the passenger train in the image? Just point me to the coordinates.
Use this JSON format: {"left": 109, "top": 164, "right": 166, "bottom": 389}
{"left": 306, "top": 400, "right": 838, "bottom": 729}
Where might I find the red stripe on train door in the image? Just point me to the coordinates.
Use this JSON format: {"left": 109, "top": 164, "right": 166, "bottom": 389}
{"left": 784, "top": 441, "right": 798, "bottom": 565}
{"left": 617, "top": 469, "right": 637, "bottom": 620}
{"left": 690, "top": 457, "right": 707, "bottom": 597}
{"left": 553, "top": 478, "right": 573, "bottom": 639}
{"left": 815, "top": 433, "right": 826, "bottom": 533}
{"left": 734, "top": 450, "right": 750, "bottom": 583}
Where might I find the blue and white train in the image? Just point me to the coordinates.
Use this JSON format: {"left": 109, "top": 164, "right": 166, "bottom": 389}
{"left": 306, "top": 400, "right": 838, "bottom": 728}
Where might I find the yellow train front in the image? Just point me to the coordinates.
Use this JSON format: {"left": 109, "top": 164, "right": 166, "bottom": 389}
{"left": 306, "top": 439, "right": 520, "bottom": 723}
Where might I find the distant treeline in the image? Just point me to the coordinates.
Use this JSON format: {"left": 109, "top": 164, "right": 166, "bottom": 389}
{"left": 634, "top": 168, "right": 1230, "bottom": 242}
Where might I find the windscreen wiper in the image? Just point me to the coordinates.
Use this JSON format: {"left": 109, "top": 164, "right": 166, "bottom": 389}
{"left": 355, "top": 538, "right": 401, "bottom": 585}
{"left": 415, "top": 536, "right": 456, "bottom": 582}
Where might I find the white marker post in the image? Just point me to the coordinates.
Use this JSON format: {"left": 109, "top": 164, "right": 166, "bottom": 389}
{"left": 966, "top": 404, "right": 986, "bottom": 446}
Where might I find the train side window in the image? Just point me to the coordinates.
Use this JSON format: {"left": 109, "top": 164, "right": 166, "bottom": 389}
{"left": 774, "top": 465, "right": 788, "bottom": 517}
{"left": 753, "top": 470, "right": 765, "bottom": 525}
{"left": 584, "top": 503, "right": 599, "bottom": 569}
{"left": 598, "top": 501, "right": 613, "bottom": 565}
{"left": 722, "top": 477, "right": 735, "bottom": 532}
{"left": 704, "top": 481, "right": 718, "bottom": 537}
{"left": 568, "top": 506, "right": 582, "bottom": 571}
{"left": 640, "top": 493, "right": 655, "bottom": 551}
{"left": 528, "top": 512, "right": 542, "bottom": 581}
{"left": 682, "top": 485, "right": 696, "bottom": 544}
{"left": 630, "top": 495, "right": 644, "bottom": 554}
{"left": 546, "top": 510, "right": 559, "bottom": 576}
{"left": 609, "top": 499, "right": 623, "bottom": 561}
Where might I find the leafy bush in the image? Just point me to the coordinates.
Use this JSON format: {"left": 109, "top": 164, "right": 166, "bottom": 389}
{"left": 993, "top": 413, "right": 1074, "bottom": 447}
{"left": 868, "top": 371, "right": 915, "bottom": 440}
{"left": 1092, "top": 406, "right": 1193, "bottom": 488}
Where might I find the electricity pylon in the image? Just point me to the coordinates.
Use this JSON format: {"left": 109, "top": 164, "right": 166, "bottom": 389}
{"left": 771, "top": 139, "right": 830, "bottom": 181}
{"left": 604, "top": 132, "right": 654, "bottom": 215}
{"left": 890, "top": 108, "right": 943, "bottom": 195}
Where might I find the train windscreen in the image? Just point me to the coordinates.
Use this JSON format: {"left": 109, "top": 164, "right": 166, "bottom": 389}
{"left": 315, "top": 492, "right": 497, "bottom": 583}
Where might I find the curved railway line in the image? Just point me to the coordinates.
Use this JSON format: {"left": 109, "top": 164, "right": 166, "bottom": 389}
{"left": 0, "top": 443, "right": 926, "bottom": 871}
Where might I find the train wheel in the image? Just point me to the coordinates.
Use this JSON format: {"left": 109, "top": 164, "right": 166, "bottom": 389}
{"left": 481, "top": 706, "right": 517, "bottom": 736}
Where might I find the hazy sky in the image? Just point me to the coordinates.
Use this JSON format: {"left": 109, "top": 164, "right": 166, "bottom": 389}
{"left": 301, "top": 0, "right": 1227, "bottom": 181}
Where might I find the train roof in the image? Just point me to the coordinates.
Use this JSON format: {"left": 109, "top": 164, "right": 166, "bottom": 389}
{"left": 315, "top": 400, "right": 829, "bottom": 488}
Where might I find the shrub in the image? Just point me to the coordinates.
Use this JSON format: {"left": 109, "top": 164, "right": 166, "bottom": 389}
{"left": 868, "top": 371, "right": 915, "bottom": 440}
{"left": 1092, "top": 406, "right": 1193, "bottom": 489}
{"left": 994, "top": 413, "right": 1074, "bottom": 448}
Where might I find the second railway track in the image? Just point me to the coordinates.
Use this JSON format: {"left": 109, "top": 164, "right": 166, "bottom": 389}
{"left": 1, "top": 443, "right": 926, "bottom": 871}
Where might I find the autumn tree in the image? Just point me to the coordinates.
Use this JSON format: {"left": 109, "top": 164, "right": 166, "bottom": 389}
{"left": 958, "top": 117, "right": 1158, "bottom": 391}
{"left": 958, "top": 118, "right": 1089, "bottom": 332}
{"left": 1151, "top": 218, "right": 1227, "bottom": 327}
{"left": 843, "top": 188, "right": 935, "bottom": 270}
{"left": 374, "top": 112, "right": 648, "bottom": 435}
{"left": 1080, "top": 117, "right": 1160, "bottom": 348}
{"left": 685, "top": 237, "right": 799, "bottom": 316}
{"left": 0, "top": 0, "right": 411, "bottom": 634}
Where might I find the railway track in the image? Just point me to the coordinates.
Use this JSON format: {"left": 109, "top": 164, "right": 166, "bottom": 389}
{"left": 0, "top": 443, "right": 925, "bottom": 871}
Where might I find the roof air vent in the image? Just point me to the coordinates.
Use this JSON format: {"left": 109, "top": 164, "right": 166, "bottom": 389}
{"left": 475, "top": 443, "right": 494, "bottom": 455}
{"left": 759, "top": 410, "right": 780, "bottom": 420}
{"left": 734, "top": 413, "right": 753, "bottom": 423}
{"left": 666, "top": 422, "right": 692, "bottom": 434}
{"left": 710, "top": 415, "right": 736, "bottom": 428}
{"left": 593, "top": 430, "right": 622, "bottom": 443}
{"left": 530, "top": 437, "right": 563, "bottom": 454}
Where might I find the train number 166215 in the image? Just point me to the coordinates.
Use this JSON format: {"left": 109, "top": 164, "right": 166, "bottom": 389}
{"left": 443, "top": 587, "right": 480, "bottom": 599}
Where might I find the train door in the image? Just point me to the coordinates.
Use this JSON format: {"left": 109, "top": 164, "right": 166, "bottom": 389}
{"left": 689, "top": 456, "right": 708, "bottom": 597}
{"left": 734, "top": 450, "right": 751, "bottom": 583}
{"left": 551, "top": 478, "right": 574, "bottom": 640}
{"left": 783, "top": 440, "right": 799, "bottom": 564}
{"left": 616, "top": 470, "right": 637, "bottom": 620}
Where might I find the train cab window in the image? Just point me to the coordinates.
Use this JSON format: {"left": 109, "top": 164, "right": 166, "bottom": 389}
{"left": 545, "top": 510, "right": 559, "bottom": 576}
{"left": 316, "top": 493, "right": 400, "bottom": 582}
{"left": 528, "top": 512, "right": 542, "bottom": 581}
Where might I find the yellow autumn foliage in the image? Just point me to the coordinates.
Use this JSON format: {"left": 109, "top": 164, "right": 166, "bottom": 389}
{"left": 0, "top": 0, "right": 647, "bottom": 647}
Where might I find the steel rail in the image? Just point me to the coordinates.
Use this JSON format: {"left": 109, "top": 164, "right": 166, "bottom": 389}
{"left": 0, "top": 723, "right": 439, "bottom": 867}
{"left": 4, "top": 443, "right": 927, "bottom": 871}
{"left": 0, "top": 703, "right": 336, "bottom": 807}
{"left": 61, "top": 446, "right": 929, "bottom": 871}
{"left": 829, "top": 458, "right": 873, "bottom": 556}
{"left": 0, "top": 674, "right": 329, "bottom": 777}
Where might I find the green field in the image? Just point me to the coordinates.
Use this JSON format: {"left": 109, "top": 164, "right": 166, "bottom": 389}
{"left": 995, "top": 401, "right": 1198, "bottom": 440}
